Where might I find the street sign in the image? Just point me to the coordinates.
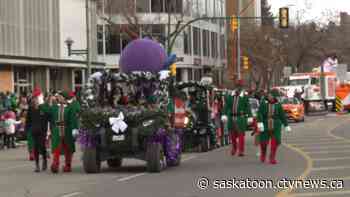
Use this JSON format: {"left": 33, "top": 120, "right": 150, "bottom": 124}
{"left": 336, "top": 64, "right": 348, "bottom": 82}
{"left": 283, "top": 66, "right": 292, "bottom": 77}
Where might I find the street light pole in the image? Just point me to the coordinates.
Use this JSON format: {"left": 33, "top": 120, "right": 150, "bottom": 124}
{"left": 237, "top": 0, "right": 241, "bottom": 80}
{"left": 86, "top": 0, "right": 91, "bottom": 83}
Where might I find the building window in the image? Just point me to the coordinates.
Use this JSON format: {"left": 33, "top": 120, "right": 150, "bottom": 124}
{"left": 220, "top": 34, "right": 225, "bottom": 59}
{"left": 202, "top": 30, "right": 209, "bottom": 57}
{"left": 136, "top": 0, "right": 150, "bottom": 12}
{"left": 151, "top": 0, "right": 164, "bottom": 12}
{"left": 193, "top": 27, "right": 201, "bottom": 56}
{"left": 176, "top": 68, "right": 182, "bottom": 82}
{"left": 14, "top": 67, "right": 32, "bottom": 95}
{"left": 188, "top": 68, "right": 193, "bottom": 81}
{"left": 211, "top": 32, "right": 218, "bottom": 58}
{"left": 183, "top": 26, "right": 191, "bottom": 55}
{"left": 165, "top": 0, "right": 182, "bottom": 13}
{"left": 97, "top": 25, "right": 134, "bottom": 55}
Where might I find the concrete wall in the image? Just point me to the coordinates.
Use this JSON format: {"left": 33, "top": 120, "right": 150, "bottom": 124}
{"left": 0, "top": 65, "right": 13, "bottom": 92}
{"left": 0, "top": 0, "right": 60, "bottom": 58}
{"left": 59, "top": 0, "right": 98, "bottom": 61}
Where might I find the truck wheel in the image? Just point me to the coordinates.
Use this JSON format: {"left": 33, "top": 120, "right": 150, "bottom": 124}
{"left": 146, "top": 143, "right": 165, "bottom": 173}
{"left": 107, "top": 158, "right": 122, "bottom": 168}
{"left": 200, "top": 135, "right": 210, "bottom": 152}
{"left": 82, "top": 148, "right": 101, "bottom": 173}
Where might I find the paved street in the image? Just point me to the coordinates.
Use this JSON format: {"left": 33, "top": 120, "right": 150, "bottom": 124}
{"left": 0, "top": 114, "right": 350, "bottom": 197}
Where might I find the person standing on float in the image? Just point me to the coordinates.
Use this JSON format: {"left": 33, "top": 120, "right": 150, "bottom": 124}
{"left": 222, "top": 80, "right": 252, "bottom": 156}
{"left": 257, "top": 89, "right": 291, "bottom": 164}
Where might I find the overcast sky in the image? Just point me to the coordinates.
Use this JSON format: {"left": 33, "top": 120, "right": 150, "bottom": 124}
{"left": 269, "top": 0, "right": 350, "bottom": 23}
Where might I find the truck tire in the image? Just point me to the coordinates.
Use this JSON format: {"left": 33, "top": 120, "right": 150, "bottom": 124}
{"left": 146, "top": 143, "right": 165, "bottom": 173}
{"left": 200, "top": 135, "right": 210, "bottom": 152}
{"left": 107, "top": 158, "right": 122, "bottom": 168}
{"left": 82, "top": 148, "right": 101, "bottom": 173}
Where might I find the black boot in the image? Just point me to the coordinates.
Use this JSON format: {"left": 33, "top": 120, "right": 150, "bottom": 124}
{"left": 34, "top": 160, "right": 40, "bottom": 172}
{"left": 42, "top": 156, "right": 47, "bottom": 171}
{"left": 10, "top": 135, "right": 16, "bottom": 148}
{"left": 4, "top": 135, "right": 10, "bottom": 149}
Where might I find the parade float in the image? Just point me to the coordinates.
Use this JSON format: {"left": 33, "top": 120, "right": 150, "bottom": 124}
{"left": 173, "top": 81, "right": 216, "bottom": 152}
{"left": 78, "top": 38, "right": 182, "bottom": 173}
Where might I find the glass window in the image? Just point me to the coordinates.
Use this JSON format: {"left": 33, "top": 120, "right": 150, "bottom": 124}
{"left": 193, "top": 27, "right": 201, "bottom": 56}
{"left": 176, "top": 68, "right": 182, "bottom": 81}
{"left": 311, "top": 77, "right": 320, "bottom": 85}
{"left": 165, "top": 0, "right": 182, "bottom": 13}
{"left": 188, "top": 68, "right": 193, "bottom": 81}
{"left": 183, "top": 26, "right": 191, "bottom": 55}
{"left": 211, "top": 32, "right": 218, "bottom": 58}
{"left": 202, "top": 30, "right": 209, "bottom": 57}
{"left": 220, "top": 34, "right": 225, "bottom": 59}
{"left": 136, "top": 0, "right": 150, "bottom": 13}
{"left": 151, "top": 0, "right": 164, "bottom": 12}
{"left": 289, "top": 79, "right": 309, "bottom": 86}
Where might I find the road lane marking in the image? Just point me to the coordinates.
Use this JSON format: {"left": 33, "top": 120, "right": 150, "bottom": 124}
{"left": 305, "top": 150, "right": 350, "bottom": 154}
{"left": 117, "top": 173, "right": 147, "bottom": 182}
{"left": 117, "top": 155, "right": 197, "bottom": 182}
{"left": 301, "top": 145, "right": 350, "bottom": 150}
{"left": 290, "top": 190, "right": 350, "bottom": 197}
{"left": 311, "top": 166, "right": 350, "bottom": 171}
{"left": 285, "top": 139, "right": 342, "bottom": 144}
{"left": 61, "top": 192, "right": 83, "bottom": 197}
{"left": 290, "top": 141, "right": 349, "bottom": 147}
{"left": 276, "top": 118, "right": 350, "bottom": 197}
{"left": 312, "top": 156, "right": 350, "bottom": 161}
{"left": 275, "top": 143, "right": 313, "bottom": 197}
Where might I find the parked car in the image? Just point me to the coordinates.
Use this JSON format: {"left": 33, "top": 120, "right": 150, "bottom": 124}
{"left": 281, "top": 97, "right": 305, "bottom": 122}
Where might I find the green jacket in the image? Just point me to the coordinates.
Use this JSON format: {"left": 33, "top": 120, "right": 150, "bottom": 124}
{"left": 257, "top": 101, "right": 288, "bottom": 144}
{"left": 49, "top": 102, "right": 80, "bottom": 153}
{"left": 223, "top": 91, "right": 252, "bottom": 132}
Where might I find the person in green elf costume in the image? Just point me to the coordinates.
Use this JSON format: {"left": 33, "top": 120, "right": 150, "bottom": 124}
{"left": 256, "top": 89, "right": 291, "bottom": 164}
{"left": 222, "top": 80, "right": 253, "bottom": 156}
{"left": 50, "top": 91, "right": 80, "bottom": 173}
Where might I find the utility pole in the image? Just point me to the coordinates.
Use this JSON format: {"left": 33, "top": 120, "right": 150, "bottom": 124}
{"left": 86, "top": 0, "right": 91, "bottom": 82}
{"left": 237, "top": 0, "right": 241, "bottom": 80}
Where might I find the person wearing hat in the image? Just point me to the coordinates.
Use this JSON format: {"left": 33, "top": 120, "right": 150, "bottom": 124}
{"left": 222, "top": 80, "right": 252, "bottom": 156}
{"left": 256, "top": 89, "right": 291, "bottom": 164}
{"left": 49, "top": 91, "right": 79, "bottom": 173}
{"left": 25, "top": 87, "right": 51, "bottom": 172}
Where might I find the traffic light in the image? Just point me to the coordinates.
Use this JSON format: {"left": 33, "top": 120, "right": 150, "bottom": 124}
{"left": 170, "top": 63, "right": 176, "bottom": 76}
{"left": 279, "top": 7, "right": 289, "bottom": 28}
{"left": 231, "top": 16, "right": 238, "bottom": 32}
{"left": 242, "top": 56, "right": 249, "bottom": 70}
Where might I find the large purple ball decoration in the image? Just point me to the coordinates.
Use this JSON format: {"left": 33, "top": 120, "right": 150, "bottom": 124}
{"left": 119, "top": 38, "right": 167, "bottom": 74}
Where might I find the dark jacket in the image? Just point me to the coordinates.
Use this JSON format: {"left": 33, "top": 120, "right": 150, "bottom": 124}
{"left": 25, "top": 104, "right": 51, "bottom": 136}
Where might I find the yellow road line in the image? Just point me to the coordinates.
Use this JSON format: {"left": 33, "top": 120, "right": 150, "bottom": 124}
{"left": 290, "top": 190, "right": 350, "bottom": 197}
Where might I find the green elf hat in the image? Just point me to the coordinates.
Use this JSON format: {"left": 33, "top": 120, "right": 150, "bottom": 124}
{"left": 60, "top": 91, "right": 70, "bottom": 99}
{"left": 268, "top": 89, "right": 280, "bottom": 98}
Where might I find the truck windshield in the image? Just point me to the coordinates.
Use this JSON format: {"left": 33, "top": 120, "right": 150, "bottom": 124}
{"left": 288, "top": 79, "right": 309, "bottom": 86}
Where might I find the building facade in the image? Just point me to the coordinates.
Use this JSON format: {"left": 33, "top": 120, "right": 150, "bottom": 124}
{"left": 0, "top": 0, "right": 103, "bottom": 94}
{"left": 97, "top": 0, "right": 227, "bottom": 85}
